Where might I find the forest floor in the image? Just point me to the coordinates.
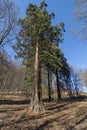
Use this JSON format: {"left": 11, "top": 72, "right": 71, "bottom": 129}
{"left": 0, "top": 93, "right": 87, "bottom": 130}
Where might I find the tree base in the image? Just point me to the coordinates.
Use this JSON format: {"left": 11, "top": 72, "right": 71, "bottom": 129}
{"left": 29, "top": 101, "right": 45, "bottom": 112}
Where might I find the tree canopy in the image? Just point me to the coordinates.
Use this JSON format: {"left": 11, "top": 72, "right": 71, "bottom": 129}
{"left": 13, "top": 1, "right": 70, "bottom": 112}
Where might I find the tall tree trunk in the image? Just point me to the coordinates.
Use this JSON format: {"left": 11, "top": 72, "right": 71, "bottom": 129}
{"left": 56, "top": 70, "right": 61, "bottom": 101}
{"left": 29, "top": 41, "right": 44, "bottom": 112}
{"left": 38, "top": 65, "right": 42, "bottom": 102}
{"left": 48, "top": 68, "right": 51, "bottom": 102}
{"left": 34, "top": 41, "right": 40, "bottom": 103}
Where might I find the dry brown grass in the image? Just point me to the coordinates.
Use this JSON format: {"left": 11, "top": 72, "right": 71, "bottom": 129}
{"left": 0, "top": 94, "right": 87, "bottom": 130}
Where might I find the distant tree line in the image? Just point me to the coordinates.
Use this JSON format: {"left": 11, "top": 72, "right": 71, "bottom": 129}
{"left": 0, "top": 50, "right": 25, "bottom": 94}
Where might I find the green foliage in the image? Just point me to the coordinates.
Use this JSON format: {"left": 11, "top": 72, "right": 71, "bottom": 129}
{"left": 13, "top": 1, "right": 70, "bottom": 99}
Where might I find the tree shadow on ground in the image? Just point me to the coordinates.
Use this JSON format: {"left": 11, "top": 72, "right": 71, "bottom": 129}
{"left": 0, "top": 99, "right": 30, "bottom": 105}
{"left": 0, "top": 95, "right": 86, "bottom": 105}
{"left": 60, "top": 95, "right": 87, "bottom": 102}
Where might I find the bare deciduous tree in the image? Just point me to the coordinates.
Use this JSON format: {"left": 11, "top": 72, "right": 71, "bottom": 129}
{"left": 0, "top": 0, "right": 18, "bottom": 47}
{"left": 73, "top": 0, "right": 87, "bottom": 39}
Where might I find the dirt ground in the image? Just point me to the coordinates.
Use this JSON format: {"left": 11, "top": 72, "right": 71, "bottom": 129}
{"left": 0, "top": 94, "right": 87, "bottom": 130}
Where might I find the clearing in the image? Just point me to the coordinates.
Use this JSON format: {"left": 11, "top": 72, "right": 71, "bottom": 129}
{"left": 0, "top": 94, "right": 87, "bottom": 130}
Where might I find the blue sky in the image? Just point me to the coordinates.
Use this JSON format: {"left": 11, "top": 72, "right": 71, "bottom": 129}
{"left": 10, "top": 0, "right": 87, "bottom": 69}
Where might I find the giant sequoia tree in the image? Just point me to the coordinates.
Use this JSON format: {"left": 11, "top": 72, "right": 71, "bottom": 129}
{"left": 14, "top": 2, "right": 65, "bottom": 112}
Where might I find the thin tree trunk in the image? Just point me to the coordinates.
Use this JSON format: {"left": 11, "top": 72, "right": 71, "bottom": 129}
{"left": 48, "top": 68, "right": 51, "bottom": 102}
{"left": 29, "top": 41, "right": 44, "bottom": 112}
{"left": 74, "top": 75, "right": 79, "bottom": 96}
{"left": 66, "top": 79, "right": 73, "bottom": 97}
{"left": 56, "top": 70, "right": 61, "bottom": 101}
